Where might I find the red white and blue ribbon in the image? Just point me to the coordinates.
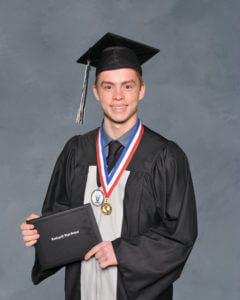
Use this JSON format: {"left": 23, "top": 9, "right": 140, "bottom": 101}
{"left": 97, "top": 119, "right": 144, "bottom": 198}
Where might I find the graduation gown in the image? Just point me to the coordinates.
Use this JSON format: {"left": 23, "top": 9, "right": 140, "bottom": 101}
{"left": 31, "top": 125, "right": 198, "bottom": 300}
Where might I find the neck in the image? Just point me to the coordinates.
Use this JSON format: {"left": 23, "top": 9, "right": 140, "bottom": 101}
{"left": 103, "top": 116, "right": 138, "bottom": 140}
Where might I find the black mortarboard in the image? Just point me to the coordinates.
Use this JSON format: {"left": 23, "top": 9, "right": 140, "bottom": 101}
{"left": 76, "top": 32, "right": 160, "bottom": 124}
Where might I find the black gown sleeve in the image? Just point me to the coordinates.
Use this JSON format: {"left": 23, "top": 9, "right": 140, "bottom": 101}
{"left": 31, "top": 136, "right": 78, "bottom": 285}
{"left": 112, "top": 141, "right": 198, "bottom": 299}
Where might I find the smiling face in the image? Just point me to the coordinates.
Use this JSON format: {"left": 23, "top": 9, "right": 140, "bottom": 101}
{"left": 93, "top": 68, "right": 145, "bottom": 129}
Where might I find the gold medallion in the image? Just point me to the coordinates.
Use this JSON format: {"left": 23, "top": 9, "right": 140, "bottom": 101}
{"left": 101, "top": 201, "right": 112, "bottom": 215}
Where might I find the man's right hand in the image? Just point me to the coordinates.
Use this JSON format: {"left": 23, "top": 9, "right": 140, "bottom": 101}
{"left": 20, "top": 214, "right": 40, "bottom": 247}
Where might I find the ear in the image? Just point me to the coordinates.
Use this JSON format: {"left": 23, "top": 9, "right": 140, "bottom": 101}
{"left": 138, "top": 83, "right": 146, "bottom": 101}
{"left": 93, "top": 85, "right": 100, "bottom": 101}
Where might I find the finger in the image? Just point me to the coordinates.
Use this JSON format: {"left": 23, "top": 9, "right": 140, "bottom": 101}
{"left": 95, "top": 250, "right": 105, "bottom": 260}
{"left": 20, "top": 222, "right": 34, "bottom": 230}
{"left": 85, "top": 247, "right": 98, "bottom": 260}
{"left": 85, "top": 242, "right": 104, "bottom": 260}
{"left": 97, "top": 255, "right": 108, "bottom": 265}
{"left": 23, "top": 234, "right": 40, "bottom": 242}
{"left": 25, "top": 214, "right": 40, "bottom": 221}
{"left": 22, "top": 229, "right": 38, "bottom": 236}
{"left": 26, "top": 240, "right": 37, "bottom": 247}
{"left": 100, "top": 261, "right": 109, "bottom": 269}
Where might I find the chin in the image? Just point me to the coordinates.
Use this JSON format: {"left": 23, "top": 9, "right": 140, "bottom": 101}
{"left": 108, "top": 117, "right": 128, "bottom": 124}
{"left": 104, "top": 112, "right": 137, "bottom": 125}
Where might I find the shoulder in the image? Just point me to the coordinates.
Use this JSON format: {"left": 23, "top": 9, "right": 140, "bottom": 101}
{"left": 59, "top": 128, "right": 99, "bottom": 164}
{"left": 130, "top": 124, "right": 188, "bottom": 172}
{"left": 63, "top": 127, "right": 99, "bottom": 150}
{"left": 142, "top": 125, "right": 188, "bottom": 162}
{"left": 141, "top": 126, "right": 191, "bottom": 181}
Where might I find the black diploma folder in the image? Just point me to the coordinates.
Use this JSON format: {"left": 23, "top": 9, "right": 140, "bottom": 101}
{"left": 27, "top": 204, "right": 102, "bottom": 270}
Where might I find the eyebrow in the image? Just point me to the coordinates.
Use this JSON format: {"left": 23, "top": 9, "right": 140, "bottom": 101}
{"left": 100, "top": 81, "right": 114, "bottom": 86}
{"left": 100, "top": 80, "right": 136, "bottom": 86}
{"left": 122, "top": 80, "right": 136, "bottom": 85}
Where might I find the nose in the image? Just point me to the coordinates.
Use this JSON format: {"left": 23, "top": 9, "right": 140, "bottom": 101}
{"left": 113, "top": 87, "right": 124, "bottom": 100}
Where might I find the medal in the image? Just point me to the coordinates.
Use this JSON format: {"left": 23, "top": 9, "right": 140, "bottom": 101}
{"left": 96, "top": 119, "right": 144, "bottom": 215}
{"left": 101, "top": 199, "right": 112, "bottom": 215}
{"left": 91, "top": 189, "right": 105, "bottom": 207}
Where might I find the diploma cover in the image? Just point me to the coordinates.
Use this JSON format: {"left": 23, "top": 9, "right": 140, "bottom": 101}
{"left": 27, "top": 204, "right": 102, "bottom": 270}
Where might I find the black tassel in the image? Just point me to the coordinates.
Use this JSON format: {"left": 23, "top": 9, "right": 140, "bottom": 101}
{"left": 76, "top": 60, "right": 91, "bottom": 124}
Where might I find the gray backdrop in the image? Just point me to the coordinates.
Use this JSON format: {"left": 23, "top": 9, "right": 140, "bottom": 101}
{"left": 0, "top": 0, "right": 239, "bottom": 299}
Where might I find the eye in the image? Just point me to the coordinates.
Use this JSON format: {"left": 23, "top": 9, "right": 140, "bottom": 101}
{"left": 103, "top": 85, "right": 112, "bottom": 90}
{"left": 124, "top": 84, "right": 133, "bottom": 90}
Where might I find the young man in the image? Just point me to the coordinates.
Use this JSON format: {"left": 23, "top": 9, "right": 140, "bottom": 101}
{"left": 20, "top": 33, "right": 197, "bottom": 300}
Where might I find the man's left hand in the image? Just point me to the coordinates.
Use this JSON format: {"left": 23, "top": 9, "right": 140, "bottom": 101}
{"left": 84, "top": 241, "right": 118, "bottom": 269}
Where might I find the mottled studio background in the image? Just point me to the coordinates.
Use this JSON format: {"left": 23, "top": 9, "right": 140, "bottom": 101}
{"left": 0, "top": 0, "right": 239, "bottom": 299}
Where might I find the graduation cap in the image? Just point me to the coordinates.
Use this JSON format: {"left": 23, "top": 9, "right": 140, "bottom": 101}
{"left": 76, "top": 32, "right": 160, "bottom": 124}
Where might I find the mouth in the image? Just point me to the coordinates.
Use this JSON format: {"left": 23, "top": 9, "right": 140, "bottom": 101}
{"left": 110, "top": 104, "right": 128, "bottom": 112}
{"left": 112, "top": 105, "right": 126, "bottom": 108}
